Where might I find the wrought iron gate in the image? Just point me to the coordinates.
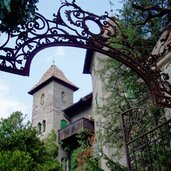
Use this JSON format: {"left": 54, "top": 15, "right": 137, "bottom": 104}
{"left": 121, "top": 108, "right": 171, "bottom": 171}
{"left": 0, "top": 1, "right": 171, "bottom": 108}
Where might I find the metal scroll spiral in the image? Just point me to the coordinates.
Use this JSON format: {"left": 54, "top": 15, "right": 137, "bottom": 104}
{"left": 0, "top": 13, "right": 50, "bottom": 70}
{"left": 1, "top": 0, "right": 171, "bottom": 107}
{"left": 52, "top": 1, "right": 127, "bottom": 47}
{"left": 0, "top": 0, "right": 126, "bottom": 72}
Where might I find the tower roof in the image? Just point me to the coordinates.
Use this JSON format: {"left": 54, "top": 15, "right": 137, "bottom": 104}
{"left": 28, "top": 65, "right": 79, "bottom": 95}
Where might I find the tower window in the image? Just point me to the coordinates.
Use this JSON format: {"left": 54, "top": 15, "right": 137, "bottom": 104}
{"left": 37, "top": 122, "right": 41, "bottom": 134}
{"left": 40, "top": 93, "right": 45, "bottom": 105}
{"left": 42, "top": 119, "right": 46, "bottom": 133}
{"left": 61, "top": 91, "right": 66, "bottom": 103}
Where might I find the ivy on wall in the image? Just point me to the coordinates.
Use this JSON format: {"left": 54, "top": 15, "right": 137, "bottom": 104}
{"left": 95, "top": 57, "right": 166, "bottom": 170}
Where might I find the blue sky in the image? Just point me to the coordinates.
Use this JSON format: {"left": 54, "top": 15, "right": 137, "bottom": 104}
{"left": 0, "top": 0, "right": 122, "bottom": 120}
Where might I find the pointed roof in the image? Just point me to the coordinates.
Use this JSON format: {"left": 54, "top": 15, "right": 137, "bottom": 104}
{"left": 28, "top": 65, "right": 79, "bottom": 95}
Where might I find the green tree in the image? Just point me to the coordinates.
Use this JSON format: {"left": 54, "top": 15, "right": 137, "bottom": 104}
{"left": 0, "top": 0, "right": 38, "bottom": 32}
{"left": 95, "top": 0, "right": 170, "bottom": 169}
{"left": 95, "top": 56, "right": 166, "bottom": 170}
{"left": 70, "top": 130, "right": 101, "bottom": 171}
{"left": 121, "top": 0, "right": 171, "bottom": 30}
{"left": 0, "top": 111, "right": 63, "bottom": 171}
{"left": 116, "top": 0, "right": 171, "bottom": 57}
{"left": 96, "top": 57, "right": 152, "bottom": 150}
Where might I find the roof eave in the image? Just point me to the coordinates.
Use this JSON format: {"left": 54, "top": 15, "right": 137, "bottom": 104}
{"left": 63, "top": 93, "right": 92, "bottom": 118}
{"left": 28, "top": 76, "right": 79, "bottom": 95}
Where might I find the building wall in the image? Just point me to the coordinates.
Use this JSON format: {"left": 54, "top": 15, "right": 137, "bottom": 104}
{"left": 32, "top": 82, "right": 54, "bottom": 139}
{"left": 151, "top": 29, "right": 171, "bottom": 120}
{"left": 90, "top": 52, "right": 127, "bottom": 170}
{"left": 52, "top": 81, "right": 74, "bottom": 131}
{"left": 31, "top": 79, "right": 76, "bottom": 169}
{"left": 70, "top": 104, "right": 92, "bottom": 122}
{"left": 31, "top": 81, "right": 74, "bottom": 139}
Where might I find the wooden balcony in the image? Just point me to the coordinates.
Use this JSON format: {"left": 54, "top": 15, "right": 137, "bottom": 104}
{"left": 58, "top": 118, "right": 94, "bottom": 142}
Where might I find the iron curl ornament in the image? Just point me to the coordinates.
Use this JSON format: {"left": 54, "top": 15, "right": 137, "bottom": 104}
{"left": 0, "top": 0, "right": 171, "bottom": 107}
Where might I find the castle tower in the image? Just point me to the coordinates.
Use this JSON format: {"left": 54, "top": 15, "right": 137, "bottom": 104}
{"left": 28, "top": 64, "right": 78, "bottom": 139}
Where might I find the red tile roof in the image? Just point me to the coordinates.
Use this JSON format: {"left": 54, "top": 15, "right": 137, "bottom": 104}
{"left": 28, "top": 65, "right": 78, "bottom": 94}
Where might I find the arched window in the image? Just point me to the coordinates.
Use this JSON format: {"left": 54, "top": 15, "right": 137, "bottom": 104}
{"left": 37, "top": 122, "right": 41, "bottom": 134}
{"left": 61, "top": 91, "right": 66, "bottom": 103}
{"left": 40, "top": 93, "right": 45, "bottom": 105}
{"left": 60, "top": 119, "right": 68, "bottom": 129}
{"left": 42, "top": 119, "right": 46, "bottom": 133}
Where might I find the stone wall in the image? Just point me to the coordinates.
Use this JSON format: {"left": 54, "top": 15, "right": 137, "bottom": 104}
{"left": 90, "top": 52, "right": 127, "bottom": 170}
{"left": 31, "top": 80, "right": 74, "bottom": 138}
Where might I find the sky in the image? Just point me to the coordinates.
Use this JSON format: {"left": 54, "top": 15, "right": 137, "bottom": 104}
{"left": 0, "top": 0, "right": 122, "bottom": 121}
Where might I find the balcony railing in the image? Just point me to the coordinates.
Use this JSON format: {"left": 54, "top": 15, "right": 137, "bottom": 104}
{"left": 58, "top": 117, "right": 94, "bottom": 141}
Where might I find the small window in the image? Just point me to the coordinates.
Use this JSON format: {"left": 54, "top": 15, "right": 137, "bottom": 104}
{"left": 40, "top": 93, "right": 45, "bottom": 105}
{"left": 61, "top": 91, "right": 66, "bottom": 103}
{"left": 60, "top": 119, "right": 68, "bottom": 129}
{"left": 37, "top": 122, "right": 41, "bottom": 134}
{"left": 42, "top": 120, "right": 46, "bottom": 133}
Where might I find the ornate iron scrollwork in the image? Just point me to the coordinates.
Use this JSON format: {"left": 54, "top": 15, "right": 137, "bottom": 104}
{"left": 0, "top": 0, "right": 171, "bottom": 107}
{"left": 0, "top": 1, "right": 125, "bottom": 75}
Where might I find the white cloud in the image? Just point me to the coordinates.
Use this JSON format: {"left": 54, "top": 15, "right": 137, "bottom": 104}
{"left": 0, "top": 80, "right": 28, "bottom": 119}
{"left": 0, "top": 100, "right": 28, "bottom": 119}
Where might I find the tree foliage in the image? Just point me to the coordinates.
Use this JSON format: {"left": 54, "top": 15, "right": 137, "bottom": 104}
{"left": 0, "top": 0, "right": 38, "bottom": 32}
{"left": 120, "top": 0, "right": 171, "bottom": 34}
{"left": 0, "top": 111, "right": 62, "bottom": 171}
{"left": 94, "top": 0, "right": 171, "bottom": 169}
{"left": 96, "top": 57, "right": 152, "bottom": 147}
{"left": 70, "top": 130, "right": 102, "bottom": 171}
{"left": 117, "top": 0, "right": 171, "bottom": 57}
{"left": 95, "top": 56, "right": 166, "bottom": 170}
